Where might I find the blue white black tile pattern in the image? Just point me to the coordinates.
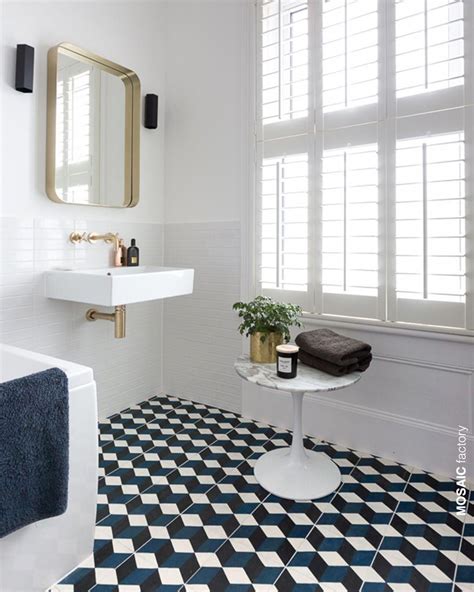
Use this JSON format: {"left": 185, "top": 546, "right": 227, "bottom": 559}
{"left": 51, "top": 394, "right": 473, "bottom": 592}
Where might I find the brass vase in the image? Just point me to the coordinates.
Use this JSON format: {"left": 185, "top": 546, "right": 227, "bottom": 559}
{"left": 250, "top": 332, "right": 283, "bottom": 363}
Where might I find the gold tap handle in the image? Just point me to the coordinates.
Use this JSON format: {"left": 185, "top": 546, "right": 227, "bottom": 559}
{"left": 69, "top": 231, "right": 87, "bottom": 244}
{"left": 69, "top": 231, "right": 120, "bottom": 249}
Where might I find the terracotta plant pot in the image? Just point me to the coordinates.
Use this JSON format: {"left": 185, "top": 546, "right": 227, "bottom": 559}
{"left": 250, "top": 332, "right": 284, "bottom": 363}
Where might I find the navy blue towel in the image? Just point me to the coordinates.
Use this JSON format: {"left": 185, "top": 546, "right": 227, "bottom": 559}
{"left": 0, "top": 367, "right": 69, "bottom": 538}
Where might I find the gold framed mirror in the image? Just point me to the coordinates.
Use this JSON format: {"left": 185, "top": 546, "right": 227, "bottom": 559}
{"left": 46, "top": 43, "right": 140, "bottom": 207}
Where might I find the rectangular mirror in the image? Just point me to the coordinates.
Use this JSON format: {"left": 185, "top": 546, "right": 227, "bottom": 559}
{"left": 46, "top": 43, "right": 140, "bottom": 207}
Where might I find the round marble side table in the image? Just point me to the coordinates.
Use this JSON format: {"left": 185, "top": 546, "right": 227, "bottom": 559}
{"left": 234, "top": 355, "right": 361, "bottom": 501}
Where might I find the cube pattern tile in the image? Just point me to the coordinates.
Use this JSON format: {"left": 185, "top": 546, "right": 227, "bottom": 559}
{"left": 51, "top": 394, "right": 472, "bottom": 592}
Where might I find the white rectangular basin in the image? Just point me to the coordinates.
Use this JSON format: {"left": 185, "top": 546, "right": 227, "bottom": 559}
{"left": 45, "top": 266, "right": 194, "bottom": 306}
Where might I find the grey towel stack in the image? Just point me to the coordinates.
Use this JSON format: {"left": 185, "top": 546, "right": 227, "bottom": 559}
{"left": 295, "top": 328, "right": 372, "bottom": 376}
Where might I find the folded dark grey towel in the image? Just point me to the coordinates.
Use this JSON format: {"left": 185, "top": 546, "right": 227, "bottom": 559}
{"left": 299, "top": 350, "right": 372, "bottom": 376}
{"left": 295, "top": 328, "right": 371, "bottom": 367}
{"left": 0, "top": 367, "right": 69, "bottom": 539}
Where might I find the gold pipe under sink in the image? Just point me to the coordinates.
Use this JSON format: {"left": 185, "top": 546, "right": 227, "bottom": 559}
{"left": 86, "top": 305, "right": 126, "bottom": 338}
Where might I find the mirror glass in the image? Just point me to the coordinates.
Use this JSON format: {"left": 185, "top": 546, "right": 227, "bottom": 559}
{"left": 47, "top": 44, "right": 140, "bottom": 207}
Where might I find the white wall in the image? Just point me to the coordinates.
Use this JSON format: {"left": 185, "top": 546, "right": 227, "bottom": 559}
{"left": 163, "top": 221, "right": 241, "bottom": 412}
{"left": 1, "top": 0, "right": 166, "bottom": 222}
{"left": 164, "top": 0, "right": 247, "bottom": 224}
{"left": 0, "top": 1, "right": 167, "bottom": 417}
{"left": 162, "top": 0, "right": 249, "bottom": 411}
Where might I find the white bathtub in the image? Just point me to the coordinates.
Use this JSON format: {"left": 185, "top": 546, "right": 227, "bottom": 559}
{"left": 0, "top": 344, "right": 98, "bottom": 592}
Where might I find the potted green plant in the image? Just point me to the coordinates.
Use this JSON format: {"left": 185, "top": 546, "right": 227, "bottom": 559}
{"left": 233, "top": 295, "right": 303, "bottom": 363}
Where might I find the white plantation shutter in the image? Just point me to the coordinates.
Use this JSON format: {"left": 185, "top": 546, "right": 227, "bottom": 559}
{"left": 261, "top": 0, "right": 309, "bottom": 124}
{"left": 395, "top": 0, "right": 464, "bottom": 99}
{"left": 256, "top": 0, "right": 473, "bottom": 332}
{"left": 394, "top": 131, "right": 466, "bottom": 327}
{"left": 322, "top": 0, "right": 378, "bottom": 113}
{"left": 259, "top": 153, "right": 309, "bottom": 306}
{"left": 321, "top": 143, "right": 379, "bottom": 317}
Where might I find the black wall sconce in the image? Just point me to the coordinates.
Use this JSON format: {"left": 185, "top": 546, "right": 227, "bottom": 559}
{"left": 144, "top": 93, "right": 158, "bottom": 129}
{"left": 15, "top": 44, "right": 35, "bottom": 93}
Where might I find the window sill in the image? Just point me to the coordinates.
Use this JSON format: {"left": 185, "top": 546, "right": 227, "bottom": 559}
{"left": 300, "top": 313, "right": 474, "bottom": 344}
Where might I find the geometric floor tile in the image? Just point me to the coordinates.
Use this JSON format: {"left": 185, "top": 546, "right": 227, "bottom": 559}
{"left": 52, "top": 394, "right": 472, "bottom": 592}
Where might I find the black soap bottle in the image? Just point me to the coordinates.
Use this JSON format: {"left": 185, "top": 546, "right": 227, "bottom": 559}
{"left": 127, "top": 238, "right": 139, "bottom": 267}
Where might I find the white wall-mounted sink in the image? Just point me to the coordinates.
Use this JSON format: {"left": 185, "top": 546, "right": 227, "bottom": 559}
{"left": 45, "top": 266, "right": 194, "bottom": 306}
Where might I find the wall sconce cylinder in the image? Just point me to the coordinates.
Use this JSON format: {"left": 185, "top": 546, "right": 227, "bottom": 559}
{"left": 144, "top": 93, "right": 158, "bottom": 129}
{"left": 15, "top": 44, "right": 35, "bottom": 93}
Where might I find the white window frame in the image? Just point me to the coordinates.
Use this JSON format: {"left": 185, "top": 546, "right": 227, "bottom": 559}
{"left": 248, "top": 0, "right": 474, "bottom": 336}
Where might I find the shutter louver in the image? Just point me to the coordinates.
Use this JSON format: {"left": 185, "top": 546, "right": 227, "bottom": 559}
{"left": 322, "top": 0, "right": 378, "bottom": 113}
{"left": 322, "top": 144, "right": 378, "bottom": 297}
{"left": 396, "top": 0, "right": 464, "bottom": 99}
{"left": 259, "top": 154, "right": 309, "bottom": 293}
{"left": 396, "top": 133, "right": 465, "bottom": 303}
{"left": 261, "top": 0, "right": 309, "bottom": 124}
{"left": 394, "top": 131, "right": 466, "bottom": 327}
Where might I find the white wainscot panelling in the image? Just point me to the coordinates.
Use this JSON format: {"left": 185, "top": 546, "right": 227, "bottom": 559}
{"left": 0, "top": 216, "right": 163, "bottom": 418}
{"left": 163, "top": 221, "right": 242, "bottom": 413}
{"left": 242, "top": 320, "right": 473, "bottom": 479}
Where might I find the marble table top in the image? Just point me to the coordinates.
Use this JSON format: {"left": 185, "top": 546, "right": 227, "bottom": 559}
{"left": 234, "top": 355, "right": 361, "bottom": 393}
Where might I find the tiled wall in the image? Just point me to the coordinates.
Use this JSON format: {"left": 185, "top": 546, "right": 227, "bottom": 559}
{"left": 163, "top": 221, "right": 242, "bottom": 413}
{"left": 0, "top": 216, "right": 163, "bottom": 418}
{"left": 0, "top": 217, "right": 243, "bottom": 417}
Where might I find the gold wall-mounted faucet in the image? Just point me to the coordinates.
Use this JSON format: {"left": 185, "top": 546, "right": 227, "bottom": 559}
{"left": 70, "top": 231, "right": 120, "bottom": 249}
{"left": 69, "top": 231, "right": 123, "bottom": 266}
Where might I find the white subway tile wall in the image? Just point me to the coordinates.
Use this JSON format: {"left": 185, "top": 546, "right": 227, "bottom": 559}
{"left": 163, "top": 221, "right": 242, "bottom": 413}
{"left": 0, "top": 217, "right": 163, "bottom": 418}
